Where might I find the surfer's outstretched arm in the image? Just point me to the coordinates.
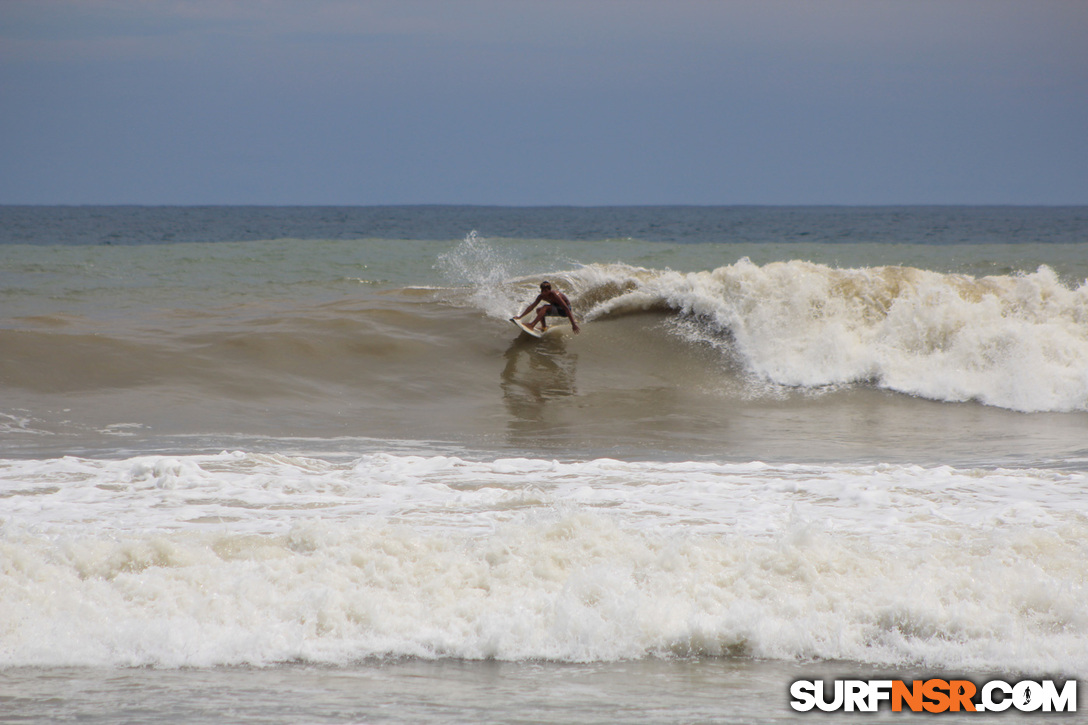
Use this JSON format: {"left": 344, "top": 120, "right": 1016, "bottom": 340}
{"left": 513, "top": 294, "right": 543, "bottom": 320}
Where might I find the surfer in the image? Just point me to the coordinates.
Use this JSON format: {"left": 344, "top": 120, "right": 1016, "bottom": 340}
{"left": 513, "top": 281, "right": 581, "bottom": 334}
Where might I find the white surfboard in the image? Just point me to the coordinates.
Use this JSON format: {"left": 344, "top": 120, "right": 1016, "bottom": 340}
{"left": 511, "top": 318, "right": 544, "bottom": 338}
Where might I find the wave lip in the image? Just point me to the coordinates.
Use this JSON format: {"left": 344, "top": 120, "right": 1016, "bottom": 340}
{"left": 573, "top": 259, "right": 1088, "bottom": 412}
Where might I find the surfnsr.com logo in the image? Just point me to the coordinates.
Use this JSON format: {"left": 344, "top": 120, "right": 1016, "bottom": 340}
{"left": 790, "top": 679, "right": 1077, "bottom": 713}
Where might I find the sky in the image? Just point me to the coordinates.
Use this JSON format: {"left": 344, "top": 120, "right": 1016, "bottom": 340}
{"left": 1, "top": 0, "right": 1086, "bottom": 206}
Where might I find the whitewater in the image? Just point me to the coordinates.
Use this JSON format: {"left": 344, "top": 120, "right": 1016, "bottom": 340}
{"left": 537, "top": 258, "right": 1088, "bottom": 413}
{"left": 2, "top": 452, "right": 1085, "bottom": 674}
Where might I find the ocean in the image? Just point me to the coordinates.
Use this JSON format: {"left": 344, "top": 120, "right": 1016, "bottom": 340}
{"left": 1, "top": 206, "right": 1086, "bottom": 723}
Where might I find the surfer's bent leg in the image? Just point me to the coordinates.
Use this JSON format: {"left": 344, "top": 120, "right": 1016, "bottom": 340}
{"left": 529, "top": 307, "right": 548, "bottom": 330}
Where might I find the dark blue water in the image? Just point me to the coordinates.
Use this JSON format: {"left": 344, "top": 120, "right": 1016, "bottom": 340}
{"left": 2, "top": 205, "right": 1086, "bottom": 246}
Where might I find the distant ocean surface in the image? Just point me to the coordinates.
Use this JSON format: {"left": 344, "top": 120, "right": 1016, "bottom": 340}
{"left": 2, "top": 206, "right": 1086, "bottom": 723}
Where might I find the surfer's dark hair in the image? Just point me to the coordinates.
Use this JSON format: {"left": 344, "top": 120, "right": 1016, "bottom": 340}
{"left": 540, "top": 281, "right": 552, "bottom": 289}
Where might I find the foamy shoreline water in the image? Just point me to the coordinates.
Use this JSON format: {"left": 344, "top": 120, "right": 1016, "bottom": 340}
{"left": 2, "top": 452, "right": 1085, "bottom": 675}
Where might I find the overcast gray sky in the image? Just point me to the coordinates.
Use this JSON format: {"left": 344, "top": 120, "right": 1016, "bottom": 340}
{"left": 2, "top": 0, "right": 1086, "bottom": 205}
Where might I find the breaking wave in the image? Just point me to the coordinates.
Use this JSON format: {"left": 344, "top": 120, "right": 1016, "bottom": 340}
{"left": 554, "top": 259, "right": 1088, "bottom": 412}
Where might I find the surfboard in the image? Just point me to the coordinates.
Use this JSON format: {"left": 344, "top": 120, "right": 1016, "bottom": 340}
{"left": 511, "top": 318, "right": 544, "bottom": 338}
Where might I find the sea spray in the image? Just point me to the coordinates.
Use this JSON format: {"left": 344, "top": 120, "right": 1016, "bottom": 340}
{"left": 437, "top": 231, "right": 524, "bottom": 318}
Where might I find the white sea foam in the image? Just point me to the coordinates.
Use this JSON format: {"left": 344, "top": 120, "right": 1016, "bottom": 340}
{"left": 437, "top": 231, "right": 528, "bottom": 319}
{"left": 1, "top": 452, "right": 1085, "bottom": 673}
{"left": 571, "top": 260, "right": 1088, "bottom": 412}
